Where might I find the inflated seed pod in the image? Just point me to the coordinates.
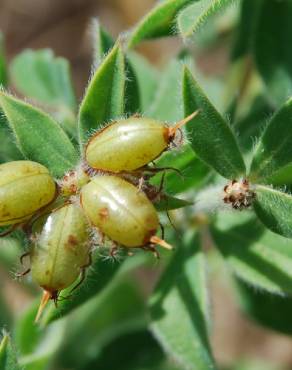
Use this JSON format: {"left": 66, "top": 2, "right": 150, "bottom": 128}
{"left": 0, "top": 161, "right": 56, "bottom": 226}
{"left": 31, "top": 203, "right": 90, "bottom": 321}
{"left": 85, "top": 111, "right": 199, "bottom": 172}
{"left": 80, "top": 175, "right": 171, "bottom": 250}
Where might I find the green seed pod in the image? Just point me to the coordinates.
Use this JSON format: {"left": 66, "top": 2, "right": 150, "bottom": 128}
{"left": 0, "top": 161, "right": 56, "bottom": 226}
{"left": 31, "top": 203, "right": 90, "bottom": 321}
{"left": 85, "top": 112, "right": 198, "bottom": 172}
{"left": 80, "top": 175, "right": 170, "bottom": 249}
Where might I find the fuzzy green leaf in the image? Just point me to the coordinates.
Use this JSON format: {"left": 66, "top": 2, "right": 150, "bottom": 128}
{"left": 212, "top": 211, "right": 292, "bottom": 294}
{"left": 0, "top": 115, "right": 23, "bottom": 163}
{"left": 253, "top": 185, "right": 292, "bottom": 239}
{"left": 91, "top": 19, "right": 115, "bottom": 65}
{"left": 127, "top": 0, "right": 195, "bottom": 48}
{"left": 149, "top": 232, "right": 215, "bottom": 370}
{"left": 0, "top": 33, "right": 8, "bottom": 87}
{"left": 78, "top": 42, "right": 125, "bottom": 145}
{"left": 250, "top": 98, "right": 292, "bottom": 183}
{"left": 234, "top": 279, "right": 292, "bottom": 335}
{"left": 177, "top": 0, "right": 237, "bottom": 39}
{"left": 254, "top": 0, "right": 292, "bottom": 104}
{"left": 182, "top": 66, "right": 246, "bottom": 179}
{"left": 92, "top": 23, "right": 141, "bottom": 115}
{"left": 0, "top": 91, "right": 78, "bottom": 177}
{"left": 0, "top": 333, "right": 22, "bottom": 370}
{"left": 11, "top": 49, "right": 76, "bottom": 110}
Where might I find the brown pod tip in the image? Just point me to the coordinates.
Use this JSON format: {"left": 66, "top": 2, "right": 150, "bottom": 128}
{"left": 150, "top": 235, "right": 173, "bottom": 250}
{"left": 35, "top": 290, "right": 52, "bottom": 323}
{"left": 168, "top": 110, "right": 200, "bottom": 139}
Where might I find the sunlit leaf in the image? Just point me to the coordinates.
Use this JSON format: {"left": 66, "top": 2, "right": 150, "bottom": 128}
{"left": 234, "top": 279, "right": 292, "bottom": 335}
{"left": 178, "top": 0, "right": 238, "bottom": 39}
{"left": 149, "top": 232, "right": 215, "bottom": 370}
{"left": 128, "top": 0, "right": 195, "bottom": 48}
{"left": 212, "top": 211, "right": 292, "bottom": 294}
{"left": 253, "top": 185, "right": 292, "bottom": 239}
{"left": 182, "top": 66, "right": 246, "bottom": 179}
{"left": 78, "top": 42, "right": 125, "bottom": 145}
{"left": 0, "top": 91, "right": 78, "bottom": 177}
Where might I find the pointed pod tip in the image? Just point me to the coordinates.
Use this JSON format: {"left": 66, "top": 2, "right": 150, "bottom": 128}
{"left": 168, "top": 110, "right": 200, "bottom": 138}
{"left": 35, "top": 290, "right": 52, "bottom": 324}
{"left": 150, "top": 235, "right": 173, "bottom": 250}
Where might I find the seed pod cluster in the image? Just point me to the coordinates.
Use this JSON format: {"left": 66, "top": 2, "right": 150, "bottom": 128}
{"left": 0, "top": 112, "right": 198, "bottom": 321}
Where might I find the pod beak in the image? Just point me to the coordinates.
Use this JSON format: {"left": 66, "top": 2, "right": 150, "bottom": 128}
{"left": 168, "top": 110, "right": 200, "bottom": 138}
{"left": 150, "top": 235, "right": 173, "bottom": 250}
{"left": 35, "top": 290, "right": 52, "bottom": 323}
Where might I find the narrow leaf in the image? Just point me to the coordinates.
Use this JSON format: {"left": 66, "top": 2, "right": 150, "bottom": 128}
{"left": 127, "top": 0, "right": 195, "bottom": 48}
{"left": 254, "top": 185, "right": 292, "bottom": 239}
{"left": 231, "top": 0, "right": 261, "bottom": 60}
{"left": 182, "top": 66, "right": 246, "bottom": 179}
{"left": 149, "top": 232, "right": 215, "bottom": 370}
{"left": 0, "top": 116, "right": 23, "bottom": 163}
{"left": 91, "top": 19, "right": 114, "bottom": 65}
{"left": 0, "top": 333, "right": 22, "bottom": 370}
{"left": 253, "top": 0, "right": 292, "bottom": 104}
{"left": 78, "top": 42, "right": 125, "bottom": 145}
{"left": 212, "top": 211, "right": 292, "bottom": 294}
{"left": 250, "top": 98, "right": 292, "bottom": 183}
{"left": 177, "top": 0, "right": 237, "bottom": 39}
{"left": 234, "top": 279, "right": 292, "bottom": 335}
{"left": 0, "top": 91, "right": 78, "bottom": 177}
